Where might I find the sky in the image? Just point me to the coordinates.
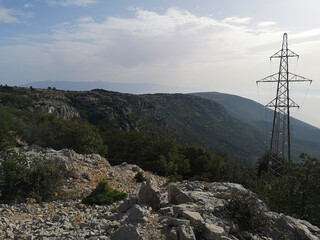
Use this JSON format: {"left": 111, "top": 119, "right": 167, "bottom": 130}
{"left": 0, "top": 0, "right": 320, "bottom": 127}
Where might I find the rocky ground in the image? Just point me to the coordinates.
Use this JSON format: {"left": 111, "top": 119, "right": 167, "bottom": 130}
{"left": 1, "top": 146, "right": 320, "bottom": 240}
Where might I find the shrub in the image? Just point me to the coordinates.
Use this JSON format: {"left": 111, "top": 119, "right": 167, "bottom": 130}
{"left": 218, "top": 191, "right": 270, "bottom": 233}
{"left": 0, "top": 148, "right": 66, "bottom": 203}
{"left": 28, "top": 159, "right": 66, "bottom": 202}
{"left": 0, "top": 148, "right": 29, "bottom": 202}
{"left": 168, "top": 173, "right": 183, "bottom": 183}
{"left": 133, "top": 171, "right": 147, "bottom": 182}
{"left": 82, "top": 179, "right": 127, "bottom": 205}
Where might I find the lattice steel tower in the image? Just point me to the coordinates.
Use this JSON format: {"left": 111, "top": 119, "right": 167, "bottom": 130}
{"left": 257, "top": 33, "right": 312, "bottom": 175}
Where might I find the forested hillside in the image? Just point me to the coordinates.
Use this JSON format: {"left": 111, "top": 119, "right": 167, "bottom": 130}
{"left": 0, "top": 86, "right": 267, "bottom": 164}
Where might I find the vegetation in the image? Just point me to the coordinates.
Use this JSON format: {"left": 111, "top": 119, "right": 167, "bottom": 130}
{"left": 15, "top": 113, "right": 107, "bottom": 156}
{"left": 255, "top": 153, "right": 320, "bottom": 227}
{"left": 82, "top": 179, "right": 128, "bottom": 205}
{"left": 133, "top": 171, "right": 147, "bottom": 182}
{"left": 0, "top": 147, "right": 66, "bottom": 203}
{"left": 1, "top": 86, "right": 320, "bottom": 227}
{"left": 218, "top": 191, "right": 270, "bottom": 233}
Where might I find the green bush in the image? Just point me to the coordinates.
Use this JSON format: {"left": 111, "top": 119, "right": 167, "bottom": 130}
{"left": 28, "top": 159, "right": 66, "bottom": 202}
{"left": 168, "top": 173, "right": 183, "bottom": 183}
{"left": 218, "top": 191, "right": 270, "bottom": 233}
{"left": 133, "top": 171, "right": 147, "bottom": 182}
{"left": 15, "top": 113, "right": 108, "bottom": 156}
{"left": 82, "top": 179, "right": 127, "bottom": 205}
{"left": 0, "top": 148, "right": 66, "bottom": 203}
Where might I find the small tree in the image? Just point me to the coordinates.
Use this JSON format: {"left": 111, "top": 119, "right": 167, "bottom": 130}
{"left": 82, "top": 179, "right": 127, "bottom": 205}
{"left": 133, "top": 171, "right": 147, "bottom": 182}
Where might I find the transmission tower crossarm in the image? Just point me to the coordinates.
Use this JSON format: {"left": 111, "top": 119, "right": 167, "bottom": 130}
{"left": 265, "top": 98, "right": 299, "bottom": 108}
{"left": 289, "top": 73, "right": 312, "bottom": 83}
{"left": 270, "top": 49, "right": 299, "bottom": 59}
{"left": 256, "top": 73, "right": 278, "bottom": 83}
{"left": 257, "top": 72, "right": 312, "bottom": 83}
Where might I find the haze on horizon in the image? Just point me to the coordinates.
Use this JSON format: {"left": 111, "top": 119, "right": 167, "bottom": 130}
{"left": 0, "top": 0, "right": 319, "bottom": 127}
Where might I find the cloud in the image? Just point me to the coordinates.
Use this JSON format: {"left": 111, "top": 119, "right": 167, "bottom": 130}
{"left": 24, "top": 3, "right": 33, "bottom": 8}
{"left": 0, "top": 7, "right": 33, "bottom": 24}
{"left": 223, "top": 17, "right": 251, "bottom": 25}
{"left": 46, "top": 0, "right": 97, "bottom": 7}
{"left": 45, "top": 8, "right": 282, "bottom": 67}
{"left": 0, "top": 8, "right": 19, "bottom": 23}
{"left": 257, "top": 21, "right": 276, "bottom": 28}
{"left": 2, "top": 7, "right": 320, "bottom": 95}
{"left": 291, "top": 29, "right": 320, "bottom": 39}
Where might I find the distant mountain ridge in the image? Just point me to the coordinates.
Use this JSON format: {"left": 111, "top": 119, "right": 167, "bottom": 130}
{"left": 20, "top": 81, "right": 188, "bottom": 94}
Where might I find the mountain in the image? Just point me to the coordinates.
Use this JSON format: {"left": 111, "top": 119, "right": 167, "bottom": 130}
{"left": 191, "top": 92, "right": 320, "bottom": 161}
{"left": 20, "top": 80, "right": 187, "bottom": 94}
{"left": 0, "top": 86, "right": 266, "bottom": 165}
{"left": 2, "top": 85, "right": 320, "bottom": 163}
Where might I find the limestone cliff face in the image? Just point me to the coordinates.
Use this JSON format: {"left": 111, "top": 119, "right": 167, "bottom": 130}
{"left": 29, "top": 88, "right": 80, "bottom": 119}
{"left": 34, "top": 100, "right": 80, "bottom": 119}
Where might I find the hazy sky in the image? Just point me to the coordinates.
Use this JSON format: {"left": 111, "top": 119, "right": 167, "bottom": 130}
{"left": 1, "top": 0, "right": 320, "bottom": 127}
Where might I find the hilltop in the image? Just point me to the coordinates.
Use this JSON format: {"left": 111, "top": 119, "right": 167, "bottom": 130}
{"left": 1, "top": 146, "right": 319, "bottom": 240}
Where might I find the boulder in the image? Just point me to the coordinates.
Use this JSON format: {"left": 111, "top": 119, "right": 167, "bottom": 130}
{"left": 169, "top": 227, "right": 179, "bottom": 240}
{"left": 126, "top": 205, "right": 149, "bottom": 223}
{"left": 276, "top": 216, "right": 319, "bottom": 240}
{"left": 118, "top": 198, "right": 138, "bottom": 214}
{"left": 173, "top": 204, "right": 197, "bottom": 216}
{"left": 202, "top": 223, "right": 226, "bottom": 240}
{"left": 110, "top": 225, "right": 141, "bottom": 240}
{"left": 131, "top": 166, "right": 140, "bottom": 172}
{"left": 168, "top": 185, "right": 192, "bottom": 205}
{"left": 178, "top": 225, "right": 196, "bottom": 240}
{"left": 161, "top": 217, "right": 190, "bottom": 227}
{"left": 181, "top": 211, "right": 204, "bottom": 228}
{"left": 158, "top": 206, "right": 173, "bottom": 216}
{"left": 138, "top": 177, "right": 161, "bottom": 210}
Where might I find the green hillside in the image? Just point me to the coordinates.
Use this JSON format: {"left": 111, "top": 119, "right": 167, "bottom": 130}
{"left": 0, "top": 86, "right": 267, "bottom": 165}
{"left": 191, "top": 92, "right": 320, "bottom": 161}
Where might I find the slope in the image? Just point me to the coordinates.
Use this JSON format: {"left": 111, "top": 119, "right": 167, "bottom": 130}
{"left": 0, "top": 86, "right": 266, "bottom": 165}
{"left": 191, "top": 92, "right": 320, "bottom": 161}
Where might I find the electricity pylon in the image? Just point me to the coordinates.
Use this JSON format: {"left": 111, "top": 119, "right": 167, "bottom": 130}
{"left": 257, "top": 33, "right": 312, "bottom": 175}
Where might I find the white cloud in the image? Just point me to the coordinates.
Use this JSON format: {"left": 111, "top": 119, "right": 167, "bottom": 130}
{"left": 46, "top": 0, "right": 97, "bottom": 7}
{"left": 0, "top": 8, "right": 19, "bottom": 23}
{"left": 24, "top": 3, "right": 33, "bottom": 8}
{"left": 257, "top": 21, "right": 276, "bottom": 28}
{"left": 223, "top": 16, "right": 251, "bottom": 25}
{"left": 1, "top": 7, "right": 319, "bottom": 96}
{"left": 0, "top": 7, "right": 33, "bottom": 24}
{"left": 291, "top": 29, "right": 320, "bottom": 39}
{"left": 0, "top": 8, "right": 284, "bottom": 86}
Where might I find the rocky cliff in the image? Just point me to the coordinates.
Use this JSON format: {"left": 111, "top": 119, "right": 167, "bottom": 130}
{"left": 1, "top": 147, "right": 319, "bottom": 240}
